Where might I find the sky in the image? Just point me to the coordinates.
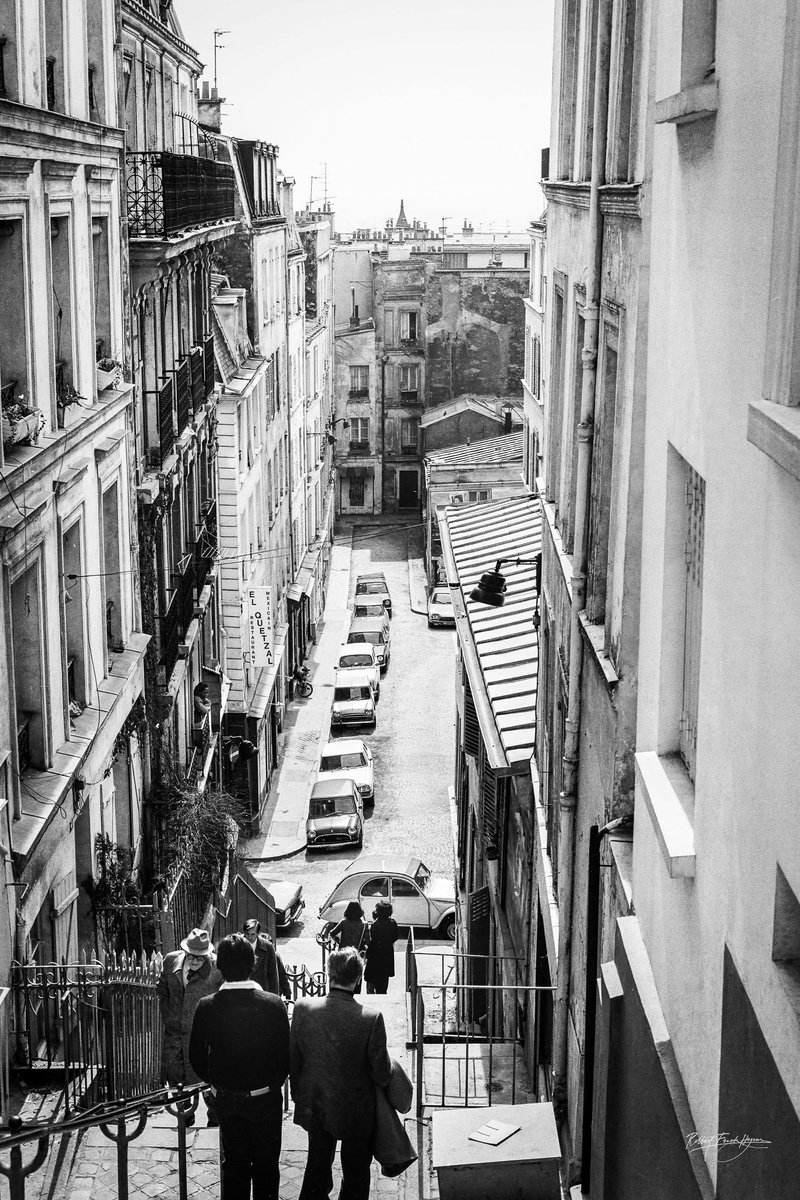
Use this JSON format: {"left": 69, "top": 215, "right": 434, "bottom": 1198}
{"left": 178, "top": 0, "right": 554, "bottom": 235}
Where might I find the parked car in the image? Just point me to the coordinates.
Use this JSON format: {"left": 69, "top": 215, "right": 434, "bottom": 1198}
{"left": 347, "top": 617, "right": 391, "bottom": 671}
{"left": 317, "top": 738, "right": 374, "bottom": 803}
{"left": 319, "top": 854, "right": 456, "bottom": 939}
{"left": 335, "top": 643, "right": 380, "bottom": 701}
{"left": 306, "top": 778, "right": 364, "bottom": 851}
{"left": 261, "top": 878, "right": 305, "bottom": 930}
{"left": 427, "top": 586, "right": 455, "bottom": 628}
{"left": 352, "top": 600, "right": 391, "bottom": 631}
{"left": 355, "top": 572, "right": 392, "bottom": 616}
{"left": 331, "top": 669, "right": 377, "bottom": 728}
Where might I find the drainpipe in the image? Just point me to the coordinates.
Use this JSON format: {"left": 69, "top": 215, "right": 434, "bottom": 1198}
{"left": 379, "top": 354, "right": 388, "bottom": 514}
{"left": 551, "top": 0, "right": 613, "bottom": 1134}
{"left": 283, "top": 223, "right": 296, "bottom": 582}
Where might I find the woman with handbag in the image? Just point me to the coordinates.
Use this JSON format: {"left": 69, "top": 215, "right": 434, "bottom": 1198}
{"left": 329, "top": 901, "right": 370, "bottom": 992}
{"left": 364, "top": 901, "right": 400, "bottom": 995}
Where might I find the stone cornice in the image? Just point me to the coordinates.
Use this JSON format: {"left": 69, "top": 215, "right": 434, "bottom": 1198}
{"left": 542, "top": 179, "right": 642, "bottom": 220}
{"left": 122, "top": 2, "right": 200, "bottom": 67}
{"left": 542, "top": 180, "right": 590, "bottom": 210}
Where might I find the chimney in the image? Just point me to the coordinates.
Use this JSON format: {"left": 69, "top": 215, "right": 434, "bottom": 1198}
{"left": 198, "top": 82, "right": 225, "bottom": 133}
{"left": 504, "top": 407, "right": 512, "bottom": 434}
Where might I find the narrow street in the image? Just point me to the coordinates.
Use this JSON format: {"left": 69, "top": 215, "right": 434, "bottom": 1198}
{"left": 254, "top": 523, "right": 457, "bottom": 966}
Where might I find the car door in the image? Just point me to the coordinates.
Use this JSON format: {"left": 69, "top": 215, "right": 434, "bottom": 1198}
{"left": 359, "top": 876, "right": 389, "bottom": 913}
{"left": 390, "top": 877, "right": 431, "bottom": 929}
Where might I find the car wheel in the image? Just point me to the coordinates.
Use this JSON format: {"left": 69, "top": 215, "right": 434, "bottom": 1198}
{"left": 441, "top": 915, "right": 456, "bottom": 942}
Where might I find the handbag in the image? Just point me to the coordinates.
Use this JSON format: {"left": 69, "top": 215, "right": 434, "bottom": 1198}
{"left": 372, "top": 1058, "right": 417, "bottom": 1178}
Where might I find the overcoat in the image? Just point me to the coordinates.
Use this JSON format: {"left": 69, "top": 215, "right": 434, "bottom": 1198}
{"left": 155, "top": 950, "right": 221, "bottom": 1085}
{"left": 290, "top": 989, "right": 392, "bottom": 1138}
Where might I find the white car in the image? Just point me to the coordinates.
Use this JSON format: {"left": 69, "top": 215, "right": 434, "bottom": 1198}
{"left": 317, "top": 738, "right": 374, "bottom": 804}
{"left": 336, "top": 643, "right": 381, "bottom": 701}
{"left": 427, "top": 586, "right": 455, "bottom": 628}
{"left": 319, "top": 854, "right": 457, "bottom": 939}
{"left": 331, "top": 669, "right": 376, "bottom": 728}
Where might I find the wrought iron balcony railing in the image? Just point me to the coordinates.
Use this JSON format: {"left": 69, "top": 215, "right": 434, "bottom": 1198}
{"left": 190, "top": 345, "right": 204, "bottom": 411}
{"left": 126, "top": 151, "right": 236, "bottom": 239}
{"left": 173, "top": 358, "right": 191, "bottom": 436}
{"left": 172, "top": 554, "right": 196, "bottom": 636}
{"left": 203, "top": 331, "right": 215, "bottom": 396}
{"left": 194, "top": 501, "right": 217, "bottom": 585}
{"left": 160, "top": 591, "right": 180, "bottom": 682}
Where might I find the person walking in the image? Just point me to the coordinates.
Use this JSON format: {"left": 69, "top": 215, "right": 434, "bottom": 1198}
{"left": 156, "top": 927, "right": 221, "bottom": 1126}
{"left": 329, "top": 902, "right": 369, "bottom": 992}
{"left": 290, "top": 947, "right": 393, "bottom": 1200}
{"left": 243, "top": 918, "right": 291, "bottom": 1000}
{"left": 189, "top": 933, "right": 290, "bottom": 1200}
{"left": 363, "top": 902, "right": 399, "bottom": 995}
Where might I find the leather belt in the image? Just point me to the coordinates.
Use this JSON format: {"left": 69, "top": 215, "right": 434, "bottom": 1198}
{"left": 214, "top": 1084, "right": 274, "bottom": 1098}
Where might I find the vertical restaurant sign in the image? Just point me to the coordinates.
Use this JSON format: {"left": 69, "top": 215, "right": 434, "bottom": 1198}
{"left": 245, "top": 587, "right": 273, "bottom": 668}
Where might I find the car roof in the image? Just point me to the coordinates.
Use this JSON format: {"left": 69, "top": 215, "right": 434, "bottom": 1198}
{"left": 349, "top": 617, "right": 388, "bottom": 633}
{"left": 344, "top": 854, "right": 422, "bottom": 877}
{"left": 311, "top": 778, "right": 359, "bottom": 797}
{"left": 337, "top": 643, "right": 377, "bottom": 659}
{"left": 430, "top": 587, "right": 453, "bottom": 600}
{"left": 334, "top": 669, "right": 373, "bottom": 686}
{"left": 356, "top": 572, "right": 387, "bottom": 583}
{"left": 321, "top": 739, "right": 367, "bottom": 756}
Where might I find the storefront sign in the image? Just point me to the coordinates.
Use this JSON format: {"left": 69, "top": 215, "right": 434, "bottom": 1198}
{"left": 245, "top": 587, "right": 273, "bottom": 668}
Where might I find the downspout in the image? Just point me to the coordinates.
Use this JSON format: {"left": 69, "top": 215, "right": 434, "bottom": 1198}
{"left": 552, "top": 0, "right": 613, "bottom": 1130}
{"left": 379, "top": 354, "right": 388, "bottom": 514}
{"left": 283, "top": 223, "right": 296, "bottom": 583}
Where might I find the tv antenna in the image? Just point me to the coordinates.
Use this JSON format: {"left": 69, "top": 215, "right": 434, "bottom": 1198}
{"left": 213, "top": 29, "right": 230, "bottom": 91}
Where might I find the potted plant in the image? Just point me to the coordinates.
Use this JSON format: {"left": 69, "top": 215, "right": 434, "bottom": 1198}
{"left": 1, "top": 395, "right": 44, "bottom": 448}
{"left": 96, "top": 356, "right": 123, "bottom": 391}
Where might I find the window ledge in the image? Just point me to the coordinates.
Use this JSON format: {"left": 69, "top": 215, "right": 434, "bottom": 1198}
{"left": 635, "top": 751, "right": 696, "bottom": 878}
{"left": 747, "top": 399, "right": 800, "bottom": 482}
{"left": 654, "top": 81, "right": 718, "bottom": 126}
{"left": 579, "top": 612, "right": 620, "bottom": 686}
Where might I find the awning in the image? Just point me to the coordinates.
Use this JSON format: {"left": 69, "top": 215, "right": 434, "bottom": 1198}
{"left": 249, "top": 625, "right": 288, "bottom": 721}
{"left": 439, "top": 495, "right": 542, "bottom": 772}
{"left": 287, "top": 532, "right": 330, "bottom": 604}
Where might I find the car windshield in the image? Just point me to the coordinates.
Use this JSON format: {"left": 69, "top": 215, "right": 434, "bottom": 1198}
{"left": 321, "top": 752, "right": 366, "bottom": 771}
{"left": 414, "top": 863, "right": 432, "bottom": 890}
{"left": 355, "top": 604, "right": 383, "bottom": 616}
{"left": 432, "top": 590, "right": 452, "bottom": 606}
{"left": 353, "top": 631, "right": 383, "bottom": 646}
{"left": 334, "top": 686, "right": 370, "bottom": 701}
{"left": 356, "top": 582, "right": 387, "bottom": 596}
{"left": 309, "top": 796, "right": 357, "bottom": 818}
{"left": 339, "top": 653, "right": 372, "bottom": 668}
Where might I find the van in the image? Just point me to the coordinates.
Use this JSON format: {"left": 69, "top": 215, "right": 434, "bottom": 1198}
{"left": 331, "top": 668, "right": 377, "bottom": 728}
{"left": 346, "top": 617, "right": 391, "bottom": 671}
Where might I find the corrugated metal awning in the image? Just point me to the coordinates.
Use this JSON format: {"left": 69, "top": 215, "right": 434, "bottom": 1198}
{"left": 440, "top": 495, "right": 542, "bottom": 772}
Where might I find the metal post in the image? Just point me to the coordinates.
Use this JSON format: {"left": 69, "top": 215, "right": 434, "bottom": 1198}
{"left": 165, "top": 1085, "right": 200, "bottom": 1200}
{"left": 99, "top": 1106, "right": 148, "bottom": 1200}
{"left": 0, "top": 1120, "right": 49, "bottom": 1200}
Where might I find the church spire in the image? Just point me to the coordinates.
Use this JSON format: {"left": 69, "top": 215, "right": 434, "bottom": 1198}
{"left": 395, "top": 199, "right": 410, "bottom": 230}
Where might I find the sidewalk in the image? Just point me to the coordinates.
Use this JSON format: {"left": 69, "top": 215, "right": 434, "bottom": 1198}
{"left": 242, "top": 537, "right": 353, "bottom": 861}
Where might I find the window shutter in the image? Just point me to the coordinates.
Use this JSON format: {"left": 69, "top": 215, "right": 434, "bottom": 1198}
{"left": 480, "top": 740, "right": 497, "bottom": 845}
{"left": 463, "top": 679, "right": 480, "bottom": 758}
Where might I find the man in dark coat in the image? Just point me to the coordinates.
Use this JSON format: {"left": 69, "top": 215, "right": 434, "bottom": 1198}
{"left": 243, "top": 918, "right": 291, "bottom": 999}
{"left": 290, "top": 947, "right": 392, "bottom": 1200}
{"left": 190, "top": 934, "right": 290, "bottom": 1200}
{"left": 156, "top": 927, "right": 221, "bottom": 1126}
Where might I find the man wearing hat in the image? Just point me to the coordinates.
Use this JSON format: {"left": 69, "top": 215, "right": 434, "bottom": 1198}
{"left": 156, "top": 927, "right": 222, "bottom": 1126}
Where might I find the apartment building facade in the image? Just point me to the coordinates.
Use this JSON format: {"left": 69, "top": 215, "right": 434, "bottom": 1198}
{"left": 0, "top": 0, "right": 145, "bottom": 967}
{"left": 121, "top": 1, "right": 237, "bottom": 872}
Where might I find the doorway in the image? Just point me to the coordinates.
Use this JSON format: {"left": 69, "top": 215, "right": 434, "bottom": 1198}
{"left": 398, "top": 469, "right": 419, "bottom": 509}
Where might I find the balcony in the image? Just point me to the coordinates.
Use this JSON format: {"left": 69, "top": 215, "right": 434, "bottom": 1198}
{"left": 173, "top": 358, "right": 191, "bottom": 436}
{"left": 399, "top": 390, "right": 419, "bottom": 403}
{"left": 126, "top": 152, "right": 236, "bottom": 239}
{"left": 160, "top": 591, "right": 180, "bottom": 682}
{"left": 145, "top": 376, "right": 175, "bottom": 468}
{"left": 172, "top": 555, "right": 196, "bottom": 635}
{"left": 190, "top": 346, "right": 204, "bottom": 411}
{"left": 194, "top": 501, "right": 217, "bottom": 584}
{"left": 349, "top": 441, "right": 370, "bottom": 455}
{"left": 203, "top": 332, "right": 215, "bottom": 396}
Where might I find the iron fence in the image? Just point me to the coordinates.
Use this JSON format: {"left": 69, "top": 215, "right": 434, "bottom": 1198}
{"left": 126, "top": 152, "right": 236, "bottom": 238}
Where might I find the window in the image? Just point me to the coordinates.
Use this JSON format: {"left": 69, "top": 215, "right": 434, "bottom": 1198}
{"left": 442, "top": 252, "right": 468, "bottom": 269}
{"left": 51, "top": 214, "right": 76, "bottom": 428}
{"left": 350, "top": 418, "right": 370, "bottom": 450}
{"left": 547, "top": 281, "right": 566, "bottom": 506}
{"left": 400, "top": 418, "right": 418, "bottom": 453}
{"left": 562, "top": 309, "right": 585, "bottom": 552}
{"left": 607, "top": 0, "right": 639, "bottom": 183}
{"left": 399, "top": 363, "right": 419, "bottom": 397}
{"left": 102, "top": 482, "right": 123, "bottom": 651}
{"left": 400, "top": 311, "right": 419, "bottom": 342}
{"left": 586, "top": 327, "right": 618, "bottom": 623}
{"left": 532, "top": 334, "right": 542, "bottom": 399}
{"left": 350, "top": 365, "right": 369, "bottom": 397}
{"left": 0, "top": 217, "right": 32, "bottom": 430}
{"left": 468, "top": 489, "right": 491, "bottom": 502}
{"left": 10, "top": 558, "right": 46, "bottom": 771}
{"left": 349, "top": 474, "right": 366, "bottom": 506}
{"left": 361, "top": 877, "right": 389, "bottom": 899}
{"left": 62, "top": 516, "right": 88, "bottom": 710}
{"left": 680, "top": 466, "right": 705, "bottom": 780}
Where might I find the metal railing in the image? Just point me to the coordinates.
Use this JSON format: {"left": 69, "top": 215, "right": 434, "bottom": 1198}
{"left": 203, "top": 333, "right": 215, "bottom": 396}
{"left": 193, "top": 502, "right": 217, "bottom": 585}
{"left": 190, "top": 345, "right": 204, "bottom": 411}
{"left": 159, "top": 866, "right": 208, "bottom": 955}
{"left": 173, "top": 358, "right": 191, "bottom": 436}
{"left": 0, "top": 1083, "right": 208, "bottom": 1200}
{"left": 406, "top": 939, "right": 555, "bottom": 1117}
{"left": 172, "top": 555, "right": 195, "bottom": 636}
{"left": 160, "top": 592, "right": 180, "bottom": 682}
{"left": 126, "top": 152, "right": 236, "bottom": 238}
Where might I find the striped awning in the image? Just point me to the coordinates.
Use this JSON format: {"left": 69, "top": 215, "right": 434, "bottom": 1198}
{"left": 440, "top": 495, "right": 542, "bottom": 771}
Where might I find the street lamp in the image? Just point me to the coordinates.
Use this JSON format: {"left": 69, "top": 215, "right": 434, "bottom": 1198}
{"left": 470, "top": 553, "right": 542, "bottom": 627}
